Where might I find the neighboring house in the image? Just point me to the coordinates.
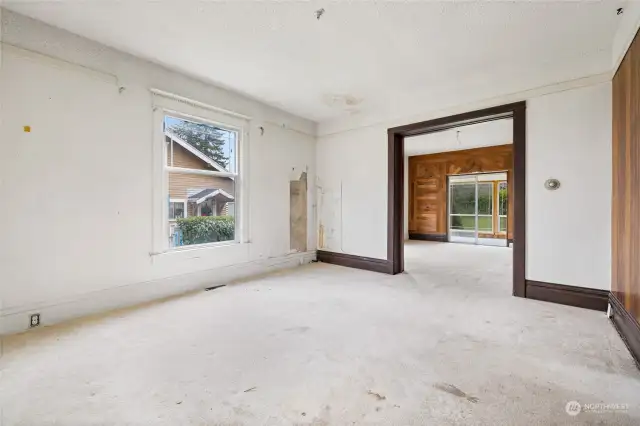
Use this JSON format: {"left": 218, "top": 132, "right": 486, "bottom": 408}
{"left": 165, "top": 130, "right": 235, "bottom": 244}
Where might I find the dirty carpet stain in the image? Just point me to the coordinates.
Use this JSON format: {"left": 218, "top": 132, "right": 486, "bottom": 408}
{"left": 433, "top": 382, "right": 479, "bottom": 403}
{"left": 367, "top": 390, "right": 386, "bottom": 401}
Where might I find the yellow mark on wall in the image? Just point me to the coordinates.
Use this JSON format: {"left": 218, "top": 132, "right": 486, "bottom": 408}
{"left": 318, "top": 223, "right": 324, "bottom": 248}
{"left": 23, "top": 125, "right": 31, "bottom": 133}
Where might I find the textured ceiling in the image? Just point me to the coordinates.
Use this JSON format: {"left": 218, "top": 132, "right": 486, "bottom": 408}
{"left": 4, "top": 1, "right": 625, "bottom": 124}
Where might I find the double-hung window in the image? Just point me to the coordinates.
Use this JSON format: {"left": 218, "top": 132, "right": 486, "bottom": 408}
{"left": 152, "top": 92, "right": 247, "bottom": 252}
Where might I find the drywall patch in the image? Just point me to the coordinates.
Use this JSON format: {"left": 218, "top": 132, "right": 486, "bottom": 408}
{"left": 290, "top": 172, "right": 308, "bottom": 252}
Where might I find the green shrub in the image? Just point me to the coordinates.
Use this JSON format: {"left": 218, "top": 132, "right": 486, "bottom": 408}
{"left": 176, "top": 216, "right": 234, "bottom": 245}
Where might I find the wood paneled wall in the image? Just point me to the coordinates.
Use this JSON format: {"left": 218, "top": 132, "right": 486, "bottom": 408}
{"left": 612, "top": 28, "right": 640, "bottom": 327}
{"left": 408, "top": 144, "right": 513, "bottom": 238}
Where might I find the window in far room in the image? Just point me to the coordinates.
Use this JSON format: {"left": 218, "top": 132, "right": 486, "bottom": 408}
{"left": 169, "top": 199, "right": 186, "bottom": 220}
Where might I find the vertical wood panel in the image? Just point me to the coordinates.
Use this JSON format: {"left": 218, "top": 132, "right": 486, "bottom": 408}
{"left": 612, "top": 55, "right": 620, "bottom": 304}
{"left": 632, "top": 33, "right": 640, "bottom": 321}
{"left": 612, "top": 27, "right": 640, "bottom": 325}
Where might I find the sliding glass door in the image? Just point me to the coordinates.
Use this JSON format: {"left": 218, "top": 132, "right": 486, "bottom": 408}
{"left": 477, "top": 182, "right": 494, "bottom": 236}
{"left": 448, "top": 174, "right": 507, "bottom": 247}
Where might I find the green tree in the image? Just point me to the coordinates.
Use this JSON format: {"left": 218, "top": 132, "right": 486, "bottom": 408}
{"left": 168, "top": 120, "right": 229, "bottom": 168}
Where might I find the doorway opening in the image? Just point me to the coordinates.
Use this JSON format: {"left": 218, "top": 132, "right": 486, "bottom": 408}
{"left": 388, "top": 101, "right": 526, "bottom": 298}
{"left": 448, "top": 172, "right": 508, "bottom": 247}
{"left": 402, "top": 120, "right": 513, "bottom": 295}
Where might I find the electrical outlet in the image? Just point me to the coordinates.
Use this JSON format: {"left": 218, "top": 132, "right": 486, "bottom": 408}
{"left": 30, "top": 313, "right": 40, "bottom": 328}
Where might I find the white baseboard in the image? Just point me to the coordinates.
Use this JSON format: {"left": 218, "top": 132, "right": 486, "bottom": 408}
{"left": 1, "top": 250, "right": 316, "bottom": 335}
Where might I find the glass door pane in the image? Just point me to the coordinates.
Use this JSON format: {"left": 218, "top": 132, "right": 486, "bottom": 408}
{"left": 449, "top": 175, "right": 507, "bottom": 247}
{"left": 449, "top": 182, "right": 477, "bottom": 243}
{"left": 477, "top": 183, "right": 493, "bottom": 234}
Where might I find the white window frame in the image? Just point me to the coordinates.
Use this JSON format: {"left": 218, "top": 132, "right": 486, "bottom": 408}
{"left": 497, "top": 181, "right": 508, "bottom": 235}
{"left": 168, "top": 198, "right": 187, "bottom": 221}
{"left": 152, "top": 91, "right": 249, "bottom": 255}
{"left": 226, "top": 202, "right": 235, "bottom": 216}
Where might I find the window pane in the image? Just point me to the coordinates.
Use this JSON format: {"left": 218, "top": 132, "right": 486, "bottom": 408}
{"left": 498, "top": 181, "right": 508, "bottom": 216}
{"left": 499, "top": 216, "right": 507, "bottom": 232}
{"left": 478, "top": 215, "right": 492, "bottom": 232}
{"left": 169, "top": 201, "right": 185, "bottom": 220}
{"left": 164, "top": 115, "right": 237, "bottom": 173}
{"left": 450, "top": 183, "right": 476, "bottom": 214}
{"left": 168, "top": 174, "right": 235, "bottom": 247}
{"left": 477, "top": 183, "right": 493, "bottom": 215}
{"left": 450, "top": 215, "right": 475, "bottom": 231}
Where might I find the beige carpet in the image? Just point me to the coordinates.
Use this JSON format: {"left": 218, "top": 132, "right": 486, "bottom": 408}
{"left": 1, "top": 241, "right": 639, "bottom": 425}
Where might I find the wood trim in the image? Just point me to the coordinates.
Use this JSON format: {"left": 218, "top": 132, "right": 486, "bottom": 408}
{"left": 408, "top": 233, "right": 447, "bottom": 242}
{"left": 388, "top": 101, "right": 526, "bottom": 300}
{"left": 525, "top": 280, "right": 609, "bottom": 311}
{"left": 388, "top": 132, "right": 404, "bottom": 274}
{"left": 609, "top": 294, "right": 640, "bottom": 368}
{"left": 512, "top": 106, "right": 526, "bottom": 298}
{"left": 389, "top": 102, "right": 523, "bottom": 136}
{"left": 317, "top": 250, "right": 391, "bottom": 274}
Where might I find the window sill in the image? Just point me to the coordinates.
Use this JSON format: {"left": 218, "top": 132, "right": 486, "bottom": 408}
{"left": 151, "top": 240, "right": 246, "bottom": 259}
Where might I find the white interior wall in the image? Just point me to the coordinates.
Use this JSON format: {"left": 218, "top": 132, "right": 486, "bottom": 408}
{"left": 317, "top": 82, "right": 612, "bottom": 290}
{"left": 0, "top": 10, "right": 317, "bottom": 334}
{"left": 317, "top": 125, "right": 386, "bottom": 257}
{"left": 0, "top": 8, "right": 618, "bottom": 335}
{"left": 527, "top": 83, "right": 611, "bottom": 290}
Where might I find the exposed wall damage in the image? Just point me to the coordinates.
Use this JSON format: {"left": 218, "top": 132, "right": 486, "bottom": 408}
{"left": 290, "top": 171, "right": 308, "bottom": 252}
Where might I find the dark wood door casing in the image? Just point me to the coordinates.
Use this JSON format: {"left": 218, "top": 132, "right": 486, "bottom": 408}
{"left": 387, "top": 102, "right": 526, "bottom": 298}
